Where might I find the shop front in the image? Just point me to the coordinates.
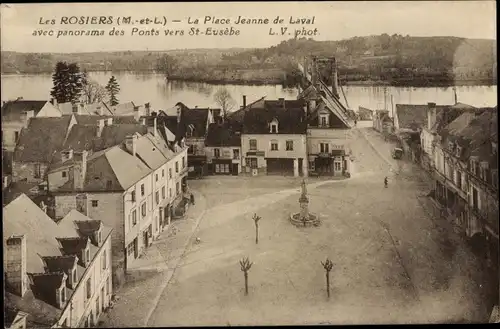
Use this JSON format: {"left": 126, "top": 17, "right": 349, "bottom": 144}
{"left": 187, "top": 155, "right": 207, "bottom": 178}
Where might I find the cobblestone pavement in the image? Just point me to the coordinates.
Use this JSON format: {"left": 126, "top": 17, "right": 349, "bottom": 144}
{"left": 101, "top": 127, "right": 491, "bottom": 327}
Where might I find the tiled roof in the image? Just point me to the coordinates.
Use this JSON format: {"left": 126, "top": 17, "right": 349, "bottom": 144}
{"left": 205, "top": 123, "right": 241, "bottom": 147}
{"left": 108, "top": 102, "right": 137, "bottom": 116}
{"left": 86, "top": 102, "right": 113, "bottom": 115}
{"left": 177, "top": 105, "right": 211, "bottom": 137}
{"left": 13, "top": 116, "right": 73, "bottom": 163}
{"left": 74, "top": 114, "right": 110, "bottom": 125}
{"left": 242, "top": 102, "right": 307, "bottom": 134}
{"left": 3, "top": 195, "right": 112, "bottom": 326}
{"left": 112, "top": 116, "right": 138, "bottom": 124}
{"left": 1, "top": 100, "right": 52, "bottom": 121}
{"left": 93, "top": 124, "right": 148, "bottom": 151}
{"left": 307, "top": 101, "right": 350, "bottom": 129}
{"left": 395, "top": 104, "right": 428, "bottom": 130}
{"left": 42, "top": 255, "right": 78, "bottom": 274}
{"left": 227, "top": 97, "right": 266, "bottom": 124}
{"left": 62, "top": 124, "right": 99, "bottom": 152}
{"left": 104, "top": 145, "right": 152, "bottom": 190}
{"left": 135, "top": 134, "right": 170, "bottom": 169}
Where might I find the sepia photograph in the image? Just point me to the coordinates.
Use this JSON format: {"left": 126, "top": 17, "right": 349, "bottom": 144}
{"left": 1, "top": 1, "right": 498, "bottom": 327}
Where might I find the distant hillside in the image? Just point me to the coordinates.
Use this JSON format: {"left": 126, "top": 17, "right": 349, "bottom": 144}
{"left": 1, "top": 35, "right": 496, "bottom": 86}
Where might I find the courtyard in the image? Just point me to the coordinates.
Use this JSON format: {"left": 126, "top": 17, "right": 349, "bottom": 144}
{"left": 101, "top": 127, "right": 490, "bottom": 326}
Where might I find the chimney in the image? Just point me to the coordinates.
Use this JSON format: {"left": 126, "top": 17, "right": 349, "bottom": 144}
{"left": 242, "top": 95, "right": 247, "bottom": 108}
{"left": 20, "top": 110, "right": 35, "bottom": 127}
{"left": 153, "top": 117, "right": 157, "bottom": 137}
{"left": 97, "top": 119, "right": 105, "bottom": 137}
{"left": 145, "top": 102, "right": 151, "bottom": 116}
{"left": 73, "top": 151, "right": 88, "bottom": 191}
{"left": 331, "top": 57, "right": 340, "bottom": 100}
{"left": 5, "top": 235, "right": 27, "bottom": 297}
{"left": 61, "top": 149, "right": 74, "bottom": 162}
{"left": 427, "top": 102, "right": 437, "bottom": 130}
{"left": 133, "top": 105, "right": 140, "bottom": 121}
{"left": 125, "top": 134, "right": 138, "bottom": 156}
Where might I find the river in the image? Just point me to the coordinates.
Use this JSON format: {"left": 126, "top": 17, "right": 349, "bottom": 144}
{"left": 1, "top": 72, "right": 497, "bottom": 112}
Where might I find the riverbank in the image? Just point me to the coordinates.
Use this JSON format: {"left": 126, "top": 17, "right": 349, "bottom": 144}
{"left": 1, "top": 70, "right": 496, "bottom": 88}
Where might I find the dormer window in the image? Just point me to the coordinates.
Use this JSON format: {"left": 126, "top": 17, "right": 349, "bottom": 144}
{"left": 270, "top": 119, "right": 279, "bottom": 133}
{"left": 319, "top": 114, "right": 329, "bottom": 127}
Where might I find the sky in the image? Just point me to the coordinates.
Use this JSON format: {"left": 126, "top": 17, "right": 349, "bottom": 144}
{"left": 0, "top": 1, "right": 496, "bottom": 53}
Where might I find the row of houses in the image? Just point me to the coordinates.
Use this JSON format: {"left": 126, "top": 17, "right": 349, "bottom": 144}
{"left": 370, "top": 99, "right": 498, "bottom": 312}
{"left": 2, "top": 99, "right": 191, "bottom": 321}
{"left": 160, "top": 88, "right": 354, "bottom": 179}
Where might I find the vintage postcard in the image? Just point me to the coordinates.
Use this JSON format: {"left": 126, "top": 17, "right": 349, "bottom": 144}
{"left": 1, "top": 1, "right": 498, "bottom": 327}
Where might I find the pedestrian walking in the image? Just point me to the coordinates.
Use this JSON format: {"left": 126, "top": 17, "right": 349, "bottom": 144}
{"left": 384, "top": 176, "right": 388, "bottom": 188}
{"left": 190, "top": 193, "right": 195, "bottom": 205}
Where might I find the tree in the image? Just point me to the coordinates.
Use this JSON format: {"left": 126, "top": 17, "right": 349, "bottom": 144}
{"left": 239, "top": 257, "right": 253, "bottom": 296}
{"left": 321, "top": 258, "right": 334, "bottom": 298}
{"left": 156, "top": 54, "right": 179, "bottom": 77}
{"left": 81, "top": 72, "right": 108, "bottom": 104}
{"left": 252, "top": 213, "right": 261, "bottom": 244}
{"left": 50, "top": 61, "right": 84, "bottom": 104}
{"left": 105, "top": 76, "right": 120, "bottom": 106}
{"left": 213, "top": 88, "right": 236, "bottom": 119}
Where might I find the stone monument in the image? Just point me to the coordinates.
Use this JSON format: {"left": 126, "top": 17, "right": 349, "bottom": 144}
{"left": 290, "top": 179, "right": 320, "bottom": 227}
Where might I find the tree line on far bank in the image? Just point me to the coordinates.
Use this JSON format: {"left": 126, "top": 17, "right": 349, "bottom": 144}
{"left": 50, "top": 61, "right": 120, "bottom": 106}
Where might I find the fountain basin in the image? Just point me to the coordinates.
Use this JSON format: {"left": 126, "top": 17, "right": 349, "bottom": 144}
{"left": 289, "top": 213, "right": 321, "bottom": 227}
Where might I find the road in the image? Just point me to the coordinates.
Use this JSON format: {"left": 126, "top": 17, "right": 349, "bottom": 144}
{"left": 103, "top": 127, "right": 490, "bottom": 326}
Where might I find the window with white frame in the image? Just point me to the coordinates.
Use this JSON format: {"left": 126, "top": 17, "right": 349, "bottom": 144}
{"left": 131, "top": 209, "right": 137, "bottom": 226}
{"left": 270, "top": 121, "right": 278, "bottom": 133}
{"left": 155, "top": 191, "right": 160, "bottom": 205}
{"left": 334, "top": 162, "right": 342, "bottom": 172}
{"left": 319, "top": 114, "right": 328, "bottom": 127}
{"left": 320, "top": 143, "right": 329, "bottom": 153}
{"left": 214, "top": 148, "right": 220, "bottom": 157}
{"left": 286, "top": 140, "right": 293, "bottom": 151}
{"left": 215, "top": 163, "right": 230, "bottom": 173}
{"left": 270, "top": 141, "right": 278, "bottom": 151}
{"left": 249, "top": 139, "right": 257, "bottom": 150}
{"left": 161, "top": 186, "right": 165, "bottom": 199}
{"left": 141, "top": 202, "right": 147, "bottom": 218}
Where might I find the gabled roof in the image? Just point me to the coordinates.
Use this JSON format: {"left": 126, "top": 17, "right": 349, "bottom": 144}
{"left": 307, "top": 101, "right": 350, "bottom": 129}
{"left": 58, "top": 102, "right": 93, "bottom": 115}
{"left": 135, "top": 133, "right": 171, "bottom": 170}
{"left": 86, "top": 102, "right": 113, "bottom": 115}
{"left": 1, "top": 100, "right": 56, "bottom": 121}
{"left": 227, "top": 97, "right": 266, "bottom": 125}
{"left": 108, "top": 102, "right": 137, "bottom": 116}
{"left": 93, "top": 124, "right": 148, "bottom": 151}
{"left": 3, "top": 195, "right": 112, "bottom": 326}
{"left": 104, "top": 145, "right": 152, "bottom": 190}
{"left": 205, "top": 123, "right": 241, "bottom": 147}
{"left": 242, "top": 101, "right": 307, "bottom": 135}
{"left": 177, "top": 104, "right": 211, "bottom": 137}
{"left": 73, "top": 114, "right": 110, "bottom": 125}
{"left": 395, "top": 104, "right": 428, "bottom": 130}
{"left": 13, "top": 115, "right": 73, "bottom": 163}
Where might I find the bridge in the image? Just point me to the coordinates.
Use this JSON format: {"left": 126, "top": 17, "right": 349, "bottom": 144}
{"left": 296, "top": 57, "right": 354, "bottom": 128}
